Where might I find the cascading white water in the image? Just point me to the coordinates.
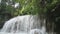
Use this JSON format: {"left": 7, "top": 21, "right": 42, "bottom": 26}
{"left": 0, "top": 15, "right": 47, "bottom": 34}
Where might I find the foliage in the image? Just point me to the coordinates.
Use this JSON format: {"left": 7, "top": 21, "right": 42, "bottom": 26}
{"left": 0, "top": 0, "right": 60, "bottom": 30}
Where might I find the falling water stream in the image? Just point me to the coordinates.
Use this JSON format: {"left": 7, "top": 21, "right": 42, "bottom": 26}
{"left": 0, "top": 15, "right": 47, "bottom": 34}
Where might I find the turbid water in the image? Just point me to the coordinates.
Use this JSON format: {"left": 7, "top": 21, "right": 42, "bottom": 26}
{"left": 0, "top": 15, "right": 47, "bottom": 34}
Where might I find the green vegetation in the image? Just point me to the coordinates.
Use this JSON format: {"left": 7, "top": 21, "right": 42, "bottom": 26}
{"left": 0, "top": 0, "right": 60, "bottom": 34}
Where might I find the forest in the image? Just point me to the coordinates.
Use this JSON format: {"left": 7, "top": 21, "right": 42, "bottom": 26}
{"left": 0, "top": 0, "right": 60, "bottom": 34}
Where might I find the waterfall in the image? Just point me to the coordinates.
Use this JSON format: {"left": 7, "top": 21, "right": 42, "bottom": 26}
{"left": 0, "top": 15, "right": 46, "bottom": 34}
